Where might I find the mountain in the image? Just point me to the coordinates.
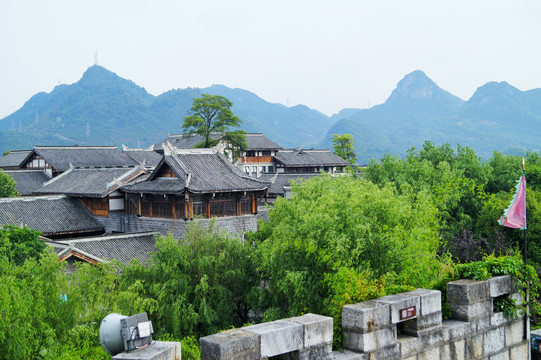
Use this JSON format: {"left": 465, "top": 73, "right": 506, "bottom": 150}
{"left": 0, "top": 66, "right": 332, "bottom": 153}
{"left": 321, "top": 71, "right": 541, "bottom": 162}
{"left": 3, "top": 66, "right": 541, "bottom": 161}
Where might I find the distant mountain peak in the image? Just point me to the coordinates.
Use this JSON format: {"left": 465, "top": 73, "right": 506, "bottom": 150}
{"left": 385, "top": 70, "right": 464, "bottom": 107}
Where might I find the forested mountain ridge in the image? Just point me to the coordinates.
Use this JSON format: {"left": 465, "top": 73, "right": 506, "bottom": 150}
{"left": 320, "top": 71, "right": 541, "bottom": 161}
{"left": 2, "top": 66, "right": 541, "bottom": 160}
{"left": 0, "top": 66, "right": 331, "bottom": 153}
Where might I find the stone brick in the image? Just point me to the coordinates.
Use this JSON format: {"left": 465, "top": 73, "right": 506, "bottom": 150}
{"left": 331, "top": 349, "right": 368, "bottom": 360}
{"left": 465, "top": 333, "right": 483, "bottom": 359}
{"left": 397, "top": 334, "right": 422, "bottom": 358}
{"left": 505, "top": 319, "right": 526, "bottom": 347}
{"left": 200, "top": 328, "right": 260, "bottom": 360}
{"left": 489, "top": 276, "right": 513, "bottom": 298}
{"left": 417, "top": 346, "right": 440, "bottom": 360}
{"left": 367, "top": 343, "right": 400, "bottom": 360}
{"left": 400, "top": 311, "right": 442, "bottom": 336}
{"left": 483, "top": 327, "right": 504, "bottom": 356}
{"left": 297, "top": 343, "right": 332, "bottom": 360}
{"left": 491, "top": 312, "right": 510, "bottom": 327}
{"left": 509, "top": 343, "right": 528, "bottom": 359}
{"left": 342, "top": 327, "right": 396, "bottom": 353}
{"left": 447, "top": 279, "right": 490, "bottom": 305}
{"left": 403, "top": 289, "right": 442, "bottom": 316}
{"left": 288, "top": 313, "right": 333, "bottom": 348}
{"left": 243, "top": 320, "right": 303, "bottom": 358}
{"left": 112, "top": 341, "right": 181, "bottom": 360}
{"left": 441, "top": 339, "right": 465, "bottom": 360}
{"left": 441, "top": 320, "right": 475, "bottom": 343}
{"left": 449, "top": 299, "right": 492, "bottom": 321}
{"left": 489, "top": 351, "right": 509, "bottom": 360}
{"left": 377, "top": 294, "right": 420, "bottom": 324}
{"left": 342, "top": 300, "right": 391, "bottom": 332}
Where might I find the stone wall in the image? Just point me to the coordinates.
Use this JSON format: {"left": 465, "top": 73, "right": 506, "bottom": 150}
{"left": 95, "top": 212, "right": 258, "bottom": 239}
{"left": 199, "top": 275, "right": 529, "bottom": 360}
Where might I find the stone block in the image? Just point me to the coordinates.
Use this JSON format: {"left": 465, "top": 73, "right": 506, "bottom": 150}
{"left": 377, "top": 294, "right": 420, "bottom": 324}
{"left": 476, "top": 316, "right": 491, "bottom": 331}
{"left": 441, "top": 320, "right": 474, "bottom": 343}
{"left": 400, "top": 311, "right": 442, "bottom": 337}
{"left": 489, "top": 351, "right": 509, "bottom": 360}
{"left": 491, "top": 312, "right": 510, "bottom": 327}
{"left": 447, "top": 279, "right": 490, "bottom": 305}
{"left": 243, "top": 320, "right": 303, "bottom": 358}
{"left": 200, "top": 328, "right": 260, "bottom": 360}
{"left": 368, "top": 343, "right": 400, "bottom": 360}
{"left": 403, "top": 289, "right": 442, "bottom": 316}
{"left": 483, "top": 326, "right": 504, "bottom": 356}
{"left": 331, "top": 349, "right": 368, "bottom": 360}
{"left": 288, "top": 313, "right": 333, "bottom": 348}
{"left": 489, "top": 276, "right": 513, "bottom": 298}
{"left": 441, "top": 339, "right": 465, "bottom": 360}
{"left": 509, "top": 342, "right": 528, "bottom": 359}
{"left": 449, "top": 299, "right": 492, "bottom": 321}
{"left": 396, "top": 334, "right": 422, "bottom": 358}
{"left": 342, "top": 300, "right": 391, "bottom": 332}
{"left": 342, "top": 327, "right": 396, "bottom": 353}
{"left": 112, "top": 341, "right": 181, "bottom": 360}
{"left": 505, "top": 319, "right": 526, "bottom": 347}
{"left": 297, "top": 343, "right": 332, "bottom": 360}
{"left": 465, "top": 333, "right": 483, "bottom": 359}
{"left": 417, "top": 346, "right": 440, "bottom": 360}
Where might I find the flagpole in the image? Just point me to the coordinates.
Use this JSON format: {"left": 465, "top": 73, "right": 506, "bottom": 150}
{"left": 522, "top": 158, "right": 529, "bottom": 341}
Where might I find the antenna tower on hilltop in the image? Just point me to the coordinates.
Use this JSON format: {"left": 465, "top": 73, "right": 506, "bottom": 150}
{"left": 94, "top": 51, "right": 99, "bottom": 66}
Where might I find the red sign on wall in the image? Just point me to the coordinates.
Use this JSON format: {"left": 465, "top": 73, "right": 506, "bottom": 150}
{"left": 400, "top": 306, "right": 417, "bottom": 320}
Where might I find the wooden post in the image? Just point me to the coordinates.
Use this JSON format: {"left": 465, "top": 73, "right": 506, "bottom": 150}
{"left": 252, "top": 193, "right": 257, "bottom": 214}
{"left": 236, "top": 193, "right": 241, "bottom": 216}
{"left": 137, "top": 195, "right": 141, "bottom": 216}
{"left": 206, "top": 195, "right": 211, "bottom": 219}
{"left": 149, "top": 195, "right": 153, "bottom": 218}
{"left": 189, "top": 194, "right": 193, "bottom": 220}
{"left": 184, "top": 193, "right": 189, "bottom": 220}
{"left": 171, "top": 195, "right": 176, "bottom": 219}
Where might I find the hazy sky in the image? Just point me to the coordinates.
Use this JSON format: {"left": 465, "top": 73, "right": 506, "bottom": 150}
{"left": 2, "top": 0, "right": 541, "bottom": 119}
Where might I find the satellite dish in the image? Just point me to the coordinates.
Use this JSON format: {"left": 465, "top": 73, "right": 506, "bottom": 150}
{"left": 100, "top": 313, "right": 127, "bottom": 356}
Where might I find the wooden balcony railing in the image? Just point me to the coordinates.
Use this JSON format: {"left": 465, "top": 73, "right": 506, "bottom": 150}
{"left": 238, "top": 156, "right": 274, "bottom": 164}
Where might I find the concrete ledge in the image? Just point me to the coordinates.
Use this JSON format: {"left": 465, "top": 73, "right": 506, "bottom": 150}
{"left": 489, "top": 275, "right": 513, "bottom": 298}
{"left": 200, "top": 328, "right": 260, "bottom": 360}
{"left": 447, "top": 279, "right": 490, "bottom": 305}
{"left": 342, "top": 300, "right": 391, "bottom": 332}
{"left": 402, "top": 289, "right": 441, "bottom": 316}
{"left": 377, "top": 294, "right": 420, "bottom": 324}
{"left": 112, "top": 341, "right": 181, "bottom": 360}
{"left": 243, "top": 320, "right": 303, "bottom": 358}
{"left": 288, "top": 313, "right": 333, "bottom": 348}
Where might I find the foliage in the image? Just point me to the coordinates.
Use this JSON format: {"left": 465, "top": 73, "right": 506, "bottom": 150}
{"left": 252, "top": 174, "right": 447, "bottom": 338}
{"left": 0, "top": 170, "right": 19, "bottom": 197}
{"left": 182, "top": 94, "right": 247, "bottom": 157}
{"left": 332, "top": 134, "right": 357, "bottom": 166}
{"left": 121, "top": 222, "right": 259, "bottom": 340}
{"left": 0, "top": 225, "right": 44, "bottom": 264}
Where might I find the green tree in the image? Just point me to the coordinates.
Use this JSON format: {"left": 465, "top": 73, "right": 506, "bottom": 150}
{"left": 121, "top": 222, "right": 259, "bottom": 339}
{"left": 182, "top": 94, "right": 247, "bottom": 157}
{"left": 0, "top": 170, "right": 19, "bottom": 197}
{"left": 0, "top": 225, "right": 45, "bottom": 264}
{"left": 332, "top": 134, "right": 357, "bottom": 165}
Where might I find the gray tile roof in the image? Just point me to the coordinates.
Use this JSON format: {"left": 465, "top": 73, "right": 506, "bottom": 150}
{"left": 0, "top": 195, "right": 104, "bottom": 236}
{"left": 51, "top": 232, "right": 159, "bottom": 266}
{"left": 245, "top": 133, "right": 282, "bottom": 150}
{"left": 123, "top": 149, "right": 163, "bottom": 169}
{"left": 154, "top": 134, "right": 221, "bottom": 152}
{"left": 35, "top": 166, "right": 146, "bottom": 197}
{"left": 124, "top": 148, "right": 270, "bottom": 194}
{"left": 3, "top": 170, "right": 51, "bottom": 195}
{"left": 274, "top": 149, "right": 350, "bottom": 167}
{"left": 0, "top": 150, "right": 32, "bottom": 168}
{"left": 28, "top": 146, "right": 137, "bottom": 171}
{"left": 259, "top": 173, "right": 320, "bottom": 196}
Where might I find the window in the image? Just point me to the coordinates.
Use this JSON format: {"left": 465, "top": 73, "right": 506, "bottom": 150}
{"left": 240, "top": 198, "right": 252, "bottom": 215}
{"left": 209, "top": 198, "right": 237, "bottom": 217}
{"left": 152, "top": 195, "right": 172, "bottom": 219}
{"left": 268, "top": 166, "right": 274, "bottom": 173}
{"left": 260, "top": 166, "right": 265, "bottom": 173}
{"left": 192, "top": 196, "right": 205, "bottom": 217}
{"left": 251, "top": 166, "right": 257, "bottom": 177}
{"left": 244, "top": 166, "right": 250, "bottom": 174}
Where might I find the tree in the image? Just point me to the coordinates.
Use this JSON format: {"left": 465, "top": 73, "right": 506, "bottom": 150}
{"left": 182, "top": 94, "right": 247, "bottom": 157}
{"left": 0, "top": 225, "right": 45, "bottom": 264}
{"left": 0, "top": 170, "right": 19, "bottom": 197}
{"left": 332, "top": 134, "right": 357, "bottom": 165}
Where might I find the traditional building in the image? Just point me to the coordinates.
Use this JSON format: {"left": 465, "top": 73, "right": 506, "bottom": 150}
{"left": 122, "top": 146, "right": 269, "bottom": 221}
{"left": 122, "top": 146, "right": 163, "bottom": 170}
{"left": 19, "top": 146, "right": 137, "bottom": 177}
{"left": 237, "top": 133, "right": 282, "bottom": 177}
{"left": 0, "top": 150, "right": 32, "bottom": 170}
{"left": 2, "top": 169, "right": 50, "bottom": 195}
{"left": 34, "top": 165, "right": 147, "bottom": 217}
{"left": 44, "top": 232, "right": 159, "bottom": 271}
{"left": 0, "top": 195, "right": 104, "bottom": 239}
{"left": 259, "top": 173, "right": 320, "bottom": 200}
{"left": 274, "top": 149, "right": 350, "bottom": 174}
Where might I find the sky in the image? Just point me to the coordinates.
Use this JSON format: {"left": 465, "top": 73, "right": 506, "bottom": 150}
{"left": 2, "top": 0, "right": 541, "bottom": 119}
